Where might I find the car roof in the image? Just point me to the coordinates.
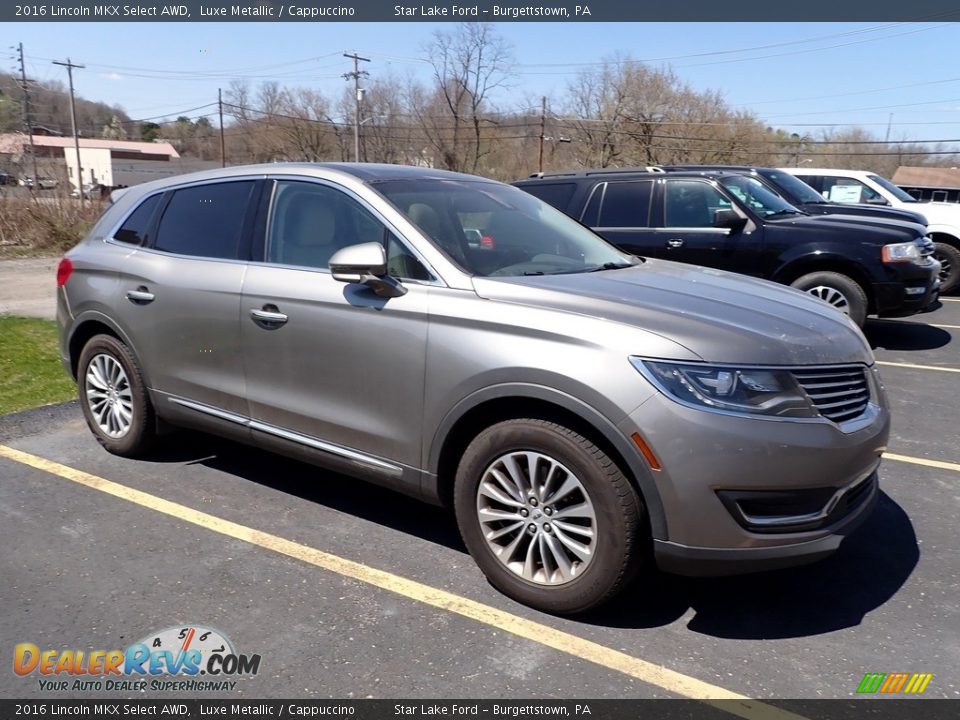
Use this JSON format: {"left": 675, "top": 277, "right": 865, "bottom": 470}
{"left": 517, "top": 167, "right": 742, "bottom": 182}
{"left": 781, "top": 168, "right": 876, "bottom": 176}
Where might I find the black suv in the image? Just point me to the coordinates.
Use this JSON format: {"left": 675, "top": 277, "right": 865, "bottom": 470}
{"left": 514, "top": 168, "right": 940, "bottom": 326}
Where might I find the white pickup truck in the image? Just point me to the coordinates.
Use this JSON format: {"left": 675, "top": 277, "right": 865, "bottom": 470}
{"left": 781, "top": 167, "right": 960, "bottom": 294}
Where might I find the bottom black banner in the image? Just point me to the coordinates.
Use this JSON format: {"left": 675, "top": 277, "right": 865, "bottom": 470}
{"left": 0, "top": 699, "right": 957, "bottom": 720}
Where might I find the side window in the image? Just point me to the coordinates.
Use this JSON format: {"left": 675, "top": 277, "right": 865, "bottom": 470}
{"left": 664, "top": 180, "right": 727, "bottom": 228}
{"left": 821, "top": 177, "right": 882, "bottom": 203}
{"left": 793, "top": 174, "right": 822, "bottom": 195}
{"left": 113, "top": 194, "right": 161, "bottom": 245}
{"left": 580, "top": 184, "right": 604, "bottom": 226}
{"left": 519, "top": 182, "right": 577, "bottom": 212}
{"left": 598, "top": 181, "right": 653, "bottom": 227}
{"left": 154, "top": 181, "right": 254, "bottom": 259}
{"left": 267, "top": 181, "right": 430, "bottom": 280}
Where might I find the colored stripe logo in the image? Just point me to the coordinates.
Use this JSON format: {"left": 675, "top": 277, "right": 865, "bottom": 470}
{"left": 857, "top": 673, "right": 933, "bottom": 694}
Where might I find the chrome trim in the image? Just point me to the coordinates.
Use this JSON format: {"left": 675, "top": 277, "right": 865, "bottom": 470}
{"left": 735, "top": 467, "right": 878, "bottom": 529}
{"left": 167, "top": 397, "right": 402, "bottom": 476}
{"left": 248, "top": 421, "right": 402, "bottom": 476}
{"left": 168, "top": 397, "right": 249, "bottom": 426}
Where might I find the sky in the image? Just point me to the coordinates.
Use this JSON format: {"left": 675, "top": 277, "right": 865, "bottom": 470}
{"left": 5, "top": 21, "right": 960, "bottom": 148}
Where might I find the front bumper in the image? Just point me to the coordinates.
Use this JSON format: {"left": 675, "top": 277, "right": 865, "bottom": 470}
{"left": 655, "top": 472, "right": 879, "bottom": 576}
{"left": 874, "top": 258, "right": 941, "bottom": 317}
{"left": 618, "top": 369, "right": 889, "bottom": 576}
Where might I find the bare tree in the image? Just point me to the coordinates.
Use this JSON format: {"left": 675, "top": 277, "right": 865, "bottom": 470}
{"left": 415, "top": 23, "right": 514, "bottom": 173}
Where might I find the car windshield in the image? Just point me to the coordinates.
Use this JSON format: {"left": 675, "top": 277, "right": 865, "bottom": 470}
{"left": 759, "top": 170, "right": 825, "bottom": 204}
{"left": 868, "top": 174, "right": 917, "bottom": 203}
{"left": 718, "top": 175, "right": 803, "bottom": 217}
{"left": 371, "top": 178, "right": 637, "bottom": 276}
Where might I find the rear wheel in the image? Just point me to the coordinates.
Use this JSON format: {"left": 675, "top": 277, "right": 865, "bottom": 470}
{"left": 454, "top": 419, "right": 645, "bottom": 614}
{"left": 933, "top": 241, "right": 960, "bottom": 295}
{"left": 77, "top": 334, "right": 156, "bottom": 457}
{"left": 790, "top": 271, "right": 868, "bottom": 327}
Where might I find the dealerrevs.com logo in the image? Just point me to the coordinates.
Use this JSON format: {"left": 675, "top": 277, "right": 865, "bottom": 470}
{"left": 14, "top": 625, "right": 261, "bottom": 692}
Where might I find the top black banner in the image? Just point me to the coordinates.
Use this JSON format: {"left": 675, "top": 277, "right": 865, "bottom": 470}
{"left": 5, "top": 0, "right": 960, "bottom": 22}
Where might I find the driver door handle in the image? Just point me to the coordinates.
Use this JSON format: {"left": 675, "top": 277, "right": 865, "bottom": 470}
{"left": 250, "top": 306, "right": 288, "bottom": 327}
{"left": 666, "top": 238, "right": 685, "bottom": 249}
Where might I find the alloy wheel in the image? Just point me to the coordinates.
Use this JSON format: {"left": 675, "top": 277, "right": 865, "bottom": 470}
{"left": 85, "top": 353, "right": 134, "bottom": 438}
{"left": 476, "top": 451, "right": 597, "bottom": 585}
{"left": 805, "top": 285, "right": 850, "bottom": 314}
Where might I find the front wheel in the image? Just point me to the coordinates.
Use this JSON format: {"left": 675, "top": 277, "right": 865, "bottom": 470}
{"left": 790, "top": 271, "right": 868, "bottom": 327}
{"left": 77, "top": 334, "right": 156, "bottom": 457}
{"left": 454, "top": 419, "right": 645, "bottom": 614}
{"left": 933, "top": 241, "right": 960, "bottom": 295}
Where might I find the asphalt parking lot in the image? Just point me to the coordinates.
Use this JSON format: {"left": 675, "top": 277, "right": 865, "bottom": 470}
{"left": 1, "top": 300, "right": 958, "bottom": 706}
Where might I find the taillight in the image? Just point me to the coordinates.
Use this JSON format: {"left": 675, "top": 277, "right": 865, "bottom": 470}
{"left": 480, "top": 234, "right": 496, "bottom": 249}
{"left": 56, "top": 258, "right": 73, "bottom": 287}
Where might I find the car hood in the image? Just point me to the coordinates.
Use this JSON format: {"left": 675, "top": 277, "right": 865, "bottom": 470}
{"left": 769, "top": 214, "right": 923, "bottom": 241}
{"left": 800, "top": 213, "right": 927, "bottom": 238}
{"left": 799, "top": 203, "right": 928, "bottom": 226}
{"left": 909, "top": 201, "right": 960, "bottom": 225}
{"left": 473, "top": 260, "right": 874, "bottom": 367}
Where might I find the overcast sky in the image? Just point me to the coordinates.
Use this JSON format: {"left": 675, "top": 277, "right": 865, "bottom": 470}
{"left": 7, "top": 21, "right": 960, "bottom": 147}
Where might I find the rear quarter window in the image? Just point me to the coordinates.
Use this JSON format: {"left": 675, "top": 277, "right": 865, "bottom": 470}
{"left": 516, "top": 182, "right": 577, "bottom": 212}
{"left": 113, "top": 194, "right": 162, "bottom": 245}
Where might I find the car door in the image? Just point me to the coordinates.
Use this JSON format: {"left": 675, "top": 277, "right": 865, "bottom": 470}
{"left": 240, "top": 178, "right": 432, "bottom": 474}
{"left": 657, "top": 178, "right": 753, "bottom": 272}
{"left": 584, "top": 180, "right": 660, "bottom": 257}
{"left": 108, "top": 179, "right": 260, "bottom": 421}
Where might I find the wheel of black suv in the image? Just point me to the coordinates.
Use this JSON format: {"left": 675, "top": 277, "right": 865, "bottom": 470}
{"left": 454, "top": 419, "right": 645, "bottom": 614}
{"left": 933, "top": 241, "right": 960, "bottom": 295}
{"left": 77, "top": 334, "right": 156, "bottom": 457}
{"left": 790, "top": 271, "right": 868, "bottom": 327}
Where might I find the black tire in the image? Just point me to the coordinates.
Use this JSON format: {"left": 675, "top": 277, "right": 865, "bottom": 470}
{"left": 453, "top": 419, "right": 645, "bottom": 615}
{"left": 77, "top": 334, "right": 156, "bottom": 457}
{"left": 790, "top": 271, "right": 868, "bottom": 327}
{"left": 933, "top": 241, "right": 960, "bottom": 295}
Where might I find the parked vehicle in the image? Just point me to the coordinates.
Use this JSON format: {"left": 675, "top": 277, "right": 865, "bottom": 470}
{"left": 20, "top": 176, "right": 59, "bottom": 190}
{"left": 781, "top": 167, "right": 960, "bottom": 294}
{"left": 515, "top": 168, "right": 940, "bottom": 327}
{"left": 59, "top": 163, "right": 889, "bottom": 613}
{"left": 0, "top": 172, "right": 18, "bottom": 186}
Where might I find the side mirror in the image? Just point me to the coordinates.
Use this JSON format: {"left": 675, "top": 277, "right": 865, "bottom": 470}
{"left": 714, "top": 208, "right": 747, "bottom": 231}
{"left": 329, "top": 242, "right": 406, "bottom": 298}
{"left": 866, "top": 197, "right": 889, "bottom": 206}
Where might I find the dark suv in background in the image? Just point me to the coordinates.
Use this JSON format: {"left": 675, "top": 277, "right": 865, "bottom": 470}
{"left": 514, "top": 168, "right": 940, "bottom": 327}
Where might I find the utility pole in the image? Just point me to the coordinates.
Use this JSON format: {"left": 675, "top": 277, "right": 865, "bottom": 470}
{"left": 53, "top": 57, "right": 85, "bottom": 201}
{"left": 538, "top": 96, "right": 546, "bottom": 174}
{"left": 218, "top": 88, "right": 226, "bottom": 168}
{"left": 14, "top": 43, "right": 39, "bottom": 190}
{"left": 343, "top": 52, "right": 370, "bottom": 163}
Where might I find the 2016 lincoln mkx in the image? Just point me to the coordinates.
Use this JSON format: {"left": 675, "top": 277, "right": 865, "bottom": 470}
{"left": 57, "top": 163, "right": 889, "bottom": 614}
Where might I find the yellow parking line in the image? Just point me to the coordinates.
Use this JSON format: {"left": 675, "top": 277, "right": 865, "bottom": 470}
{"left": 884, "top": 452, "right": 960, "bottom": 473}
{"left": 0, "top": 444, "right": 806, "bottom": 720}
{"left": 876, "top": 360, "right": 960, "bottom": 373}
{"left": 939, "top": 297, "right": 960, "bottom": 303}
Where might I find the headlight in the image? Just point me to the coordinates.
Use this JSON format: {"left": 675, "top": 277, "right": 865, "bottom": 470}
{"left": 631, "top": 358, "right": 818, "bottom": 418}
{"left": 881, "top": 242, "right": 921, "bottom": 263}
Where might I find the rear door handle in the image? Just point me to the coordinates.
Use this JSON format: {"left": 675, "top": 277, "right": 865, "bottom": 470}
{"left": 666, "top": 238, "right": 685, "bottom": 249}
{"left": 125, "top": 287, "right": 155, "bottom": 304}
{"left": 250, "top": 307, "right": 288, "bottom": 327}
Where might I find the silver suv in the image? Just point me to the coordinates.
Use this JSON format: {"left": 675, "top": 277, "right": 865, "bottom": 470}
{"left": 57, "top": 163, "right": 889, "bottom": 614}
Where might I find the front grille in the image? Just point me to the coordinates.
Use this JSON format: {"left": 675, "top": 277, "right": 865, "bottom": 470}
{"left": 791, "top": 366, "right": 870, "bottom": 423}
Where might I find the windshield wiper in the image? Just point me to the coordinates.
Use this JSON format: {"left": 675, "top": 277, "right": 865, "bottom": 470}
{"left": 585, "top": 261, "right": 637, "bottom": 273}
{"left": 765, "top": 209, "right": 806, "bottom": 218}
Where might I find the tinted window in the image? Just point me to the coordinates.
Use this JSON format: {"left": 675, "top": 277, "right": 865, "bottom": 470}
{"left": 154, "top": 181, "right": 254, "bottom": 259}
{"left": 267, "top": 180, "right": 430, "bottom": 279}
{"left": 518, "top": 182, "right": 576, "bottom": 212}
{"left": 598, "top": 181, "right": 653, "bottom": 227}
{"left": 114, "top": 194, "right": 161, "bottom": 245}
{"left": 665, "top": 180, "right": 731, "bottom": 226}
